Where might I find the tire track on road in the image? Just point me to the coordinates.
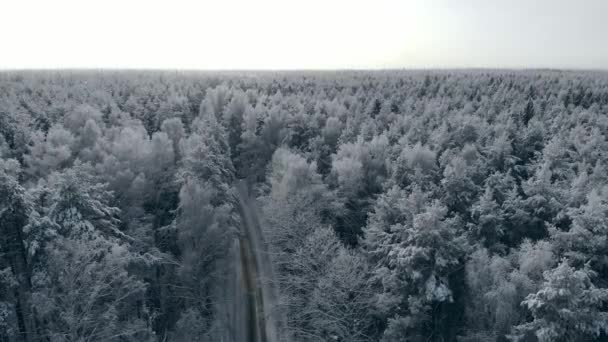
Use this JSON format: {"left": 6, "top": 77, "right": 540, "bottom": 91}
{"left": 234, "top": 180, "right": 282, "bottom": 342}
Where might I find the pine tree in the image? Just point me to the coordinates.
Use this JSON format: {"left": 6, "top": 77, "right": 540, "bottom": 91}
{"left": 0, "top": 158, "right": 38, "bottom": 342}
{"left": 468, "top": 185, "right": 505, "bottom": 249}
{"left": 552, "top": 189, "right": 608, "bottom": 272}
{"left": 31, "top": 162, "right": 153, "bottom": 341}
{"left": 513, "top": 260, "right": 608, "bottom": 342}
{"left": 364, "top": 186, "right": 466, "bottom": 341}
{"left": 44, "top": 161, "right": 123, "bottom": 240}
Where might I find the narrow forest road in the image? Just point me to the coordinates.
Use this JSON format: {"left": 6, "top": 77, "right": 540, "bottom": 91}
{"left": 231, "top": 180, "right": 282, "bottom": 342}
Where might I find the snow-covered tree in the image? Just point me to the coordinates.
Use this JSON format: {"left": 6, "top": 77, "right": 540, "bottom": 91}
{"left": 0, "top": 158, "right": 39, "bottom": 341}
{"left": 364, "top": 186, "right": 466, "bottom": 341}
{"left": 513, "top": 260, "right": 608, "bottom": 342}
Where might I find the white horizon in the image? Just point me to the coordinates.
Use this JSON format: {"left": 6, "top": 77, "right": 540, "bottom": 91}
{"left": 2, "top": 0, "right": 607, "bottom": 70}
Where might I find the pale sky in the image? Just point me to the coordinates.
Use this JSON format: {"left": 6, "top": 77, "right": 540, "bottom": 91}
{"left": 1, "top": 0, "right": 607, "bottom": 70}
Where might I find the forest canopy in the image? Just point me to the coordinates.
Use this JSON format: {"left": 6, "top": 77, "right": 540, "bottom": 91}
{"left": 1, "top": 70, "right": 608, "bottom": 342}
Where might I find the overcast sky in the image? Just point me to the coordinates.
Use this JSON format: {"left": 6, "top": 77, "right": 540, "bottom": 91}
{"left": 1, "top": 0, "right": 607, "bottom": 70}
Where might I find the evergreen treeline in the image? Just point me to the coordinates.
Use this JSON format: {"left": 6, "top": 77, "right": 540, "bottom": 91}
{"left": 1, "top": 70, "right": 608, "bottom": 342}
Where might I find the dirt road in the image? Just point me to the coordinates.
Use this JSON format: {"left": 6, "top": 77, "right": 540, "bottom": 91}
{"left": 231, "top": 181, "right": 282, "bottom": 342}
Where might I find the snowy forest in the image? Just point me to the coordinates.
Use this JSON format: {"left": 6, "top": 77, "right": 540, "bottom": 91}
{"left": 2, "top": 70, "right": 608, "bottom": 342}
